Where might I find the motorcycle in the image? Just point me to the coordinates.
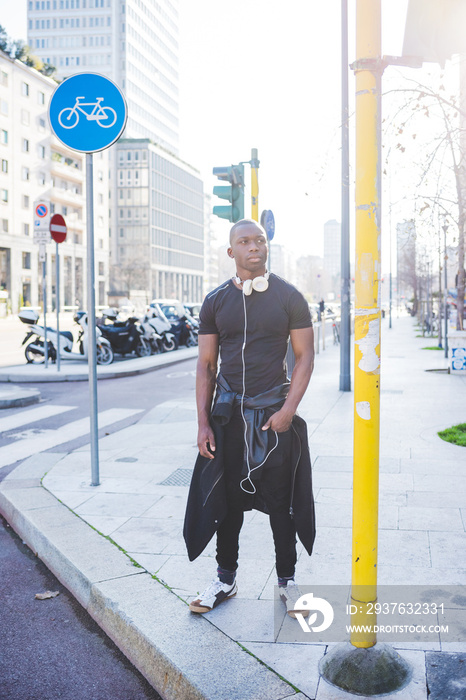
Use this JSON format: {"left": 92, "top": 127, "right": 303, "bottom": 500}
{"left": 97, "top": 309, "right": 151, "bottom": 358}
{"left": 169, "top": 311, "right": 199, "bottom": 348}
{"left": 19, "top": 309, "right": 114, "bottom": 365}
{"left": 141, "top": 305, "right": 178, "bottom": 353}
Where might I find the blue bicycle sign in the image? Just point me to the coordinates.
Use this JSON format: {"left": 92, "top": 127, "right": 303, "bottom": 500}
{"left": 58, "top": 96, "right": 117, "bottom": 129}
{"left": 49, "top": 73, "right": 127, "bottom": 153}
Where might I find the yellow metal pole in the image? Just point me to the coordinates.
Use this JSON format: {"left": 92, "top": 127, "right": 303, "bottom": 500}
{"left": 251, "top": 148, "right": 259, "bottom": 221}
{"left": 351, "top": 0, "right": 382, "bottom": 649}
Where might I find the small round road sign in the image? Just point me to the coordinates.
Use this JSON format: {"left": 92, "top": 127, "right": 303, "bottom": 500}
{"left": 50, "top": 214, "right": 67, "bottom": 243}
{"left": 36, "top": 203, "right": 48, "bottom": 218}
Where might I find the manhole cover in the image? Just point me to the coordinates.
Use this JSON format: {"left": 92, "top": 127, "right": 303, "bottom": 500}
{"left": 158, "top": 468, "right": 193, "bottom": 486}
{"left": 115, "top": 457, "right": 138, "bottom": 463}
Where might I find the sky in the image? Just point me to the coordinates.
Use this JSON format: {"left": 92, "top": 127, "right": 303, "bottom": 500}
{"left": 0, "top": 0, "right": 418, "bottom": 262}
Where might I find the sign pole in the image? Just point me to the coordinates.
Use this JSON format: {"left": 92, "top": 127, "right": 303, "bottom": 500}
{"left": 86, "top": 153, "right": 100, "bottom": 487}
{"left": 56, "top": 241, "right": 61, "bottom": 372}
{"left": 43, "top": 253, "right": 48, "bottom": 369}
{"left": 48, "top": 72, "right": 127, "bottom": 489}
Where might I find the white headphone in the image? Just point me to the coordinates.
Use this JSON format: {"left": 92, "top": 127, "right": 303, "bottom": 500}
{"left": 234, "top": 271, "right": 269, "bottom": 296}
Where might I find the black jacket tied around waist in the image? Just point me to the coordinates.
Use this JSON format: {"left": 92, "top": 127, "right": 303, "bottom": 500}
{"left": 183, "top": 376, "right": 316, "bottom": 562}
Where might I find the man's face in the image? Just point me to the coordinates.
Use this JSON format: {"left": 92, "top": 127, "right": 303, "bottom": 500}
{"left": 228, "top": 224, "right": 268, "bottom": 274}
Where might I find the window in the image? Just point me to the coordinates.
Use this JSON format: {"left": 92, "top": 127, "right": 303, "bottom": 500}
{"left": 1, "top": 189, "right": 8, "bottom": 203}
{"left": 21, "top": 109, "right": 30, "bottom": 126}
{"left": 23, "top": 223, "right": 30, "bottom": 236}
{"left": 39, "top": 145, "right": 46, "bottom": 158}
{"left": 2, "top": 219, "right": 8, "bottom": 232}
{"left": 98, "top": 193, "right": 103, "bottom": 204}
{"left": 22, "top": 252, "right": 31, "bottom": 269}
{"left": 99, "top": 262, "right": 104, "bottom": 275}
{"left": 38, "top": 172, "right": 46, "bottom": 185}
{"left": 22, "top": 167, "right": 30, "bottom": 181}
{"left": 38, "top": 118, "right": 46, "bottom": 132}
{"left": 1, "top": 160, "right": 7, "bottom": 173}
{"left": 0, "top": 100, "right": 8, "bottom": 116}
{"left": 21, "top": 82, "right": 29, "bottom": 97}
{"left": 23, "top": 195, "right": 29, "bottom": 208}
{"left": 1, "top": 130, "right": 8, "bottom": 145}
{"left": 23, "top": 139, "right": 29, "bottom": 152}
{"left": 62, "top": 206, "right": 68, "bottom": 215}
{"left": 0, "top": 71, "right": 7, "bottom": 86}
{"left": 38, "top": 91, "right": 45, "bottom": 105}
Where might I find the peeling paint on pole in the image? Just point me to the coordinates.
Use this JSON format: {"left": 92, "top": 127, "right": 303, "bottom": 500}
{"left": 356, "top": 401, "right": 371, "bottom": 420}
{"left": 356, "top": 319, "right": 380, "bottom": 373}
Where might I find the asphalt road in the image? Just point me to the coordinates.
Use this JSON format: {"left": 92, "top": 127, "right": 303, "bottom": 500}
{"left": 0, "top": 514, "right": 163, "bottom": 700}
{"left": 0, "top": 362, "right": 198, "bottom": 699}
{"left": 0, "top": 357, "right": 197, "bottom": 465}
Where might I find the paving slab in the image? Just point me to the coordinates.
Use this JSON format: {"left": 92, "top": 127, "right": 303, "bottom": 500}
{"left": 425, "top": 651, "right": 466, "bottom": 700}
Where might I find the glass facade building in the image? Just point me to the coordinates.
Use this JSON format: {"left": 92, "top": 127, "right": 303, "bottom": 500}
{"left": 114, "top": 139, "right": 204, "bottom": 302}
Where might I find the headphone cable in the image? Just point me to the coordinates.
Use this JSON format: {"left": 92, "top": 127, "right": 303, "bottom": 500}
{"left": 239, "top": 290, "right": 279, "bottom": 495}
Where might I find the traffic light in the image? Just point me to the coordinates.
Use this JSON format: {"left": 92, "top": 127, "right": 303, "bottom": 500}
{"left": 212, "top": 164, "right": 244, "bottom": 223}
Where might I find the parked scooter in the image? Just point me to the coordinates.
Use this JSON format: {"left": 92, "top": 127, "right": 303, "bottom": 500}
{"left": 141, "top": 305, "right": 178, "bottom": 353}
{"left": 97, "top": 309, "right": 151, "bottom": 358}
{"left": 19, "top": 309, "right": 114, "bottom": 365}
{"left": 169, "top": 310, "right": 199, "bottom": 348}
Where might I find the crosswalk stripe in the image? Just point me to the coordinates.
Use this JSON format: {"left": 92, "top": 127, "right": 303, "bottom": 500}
{"left": 0, "top": 405, "right": 77, "bottom": 434}
{"left": 0, "top": 408, "right": 143, "bottom": 469}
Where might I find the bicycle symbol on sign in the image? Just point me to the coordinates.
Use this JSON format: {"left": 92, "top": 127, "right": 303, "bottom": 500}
{"left": 58, "top": 96, "right": 117, "bottom": 129}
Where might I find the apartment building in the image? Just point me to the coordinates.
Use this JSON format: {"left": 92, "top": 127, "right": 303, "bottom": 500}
{"left": 0, "top": 51, "right": 109, "bottom": 315}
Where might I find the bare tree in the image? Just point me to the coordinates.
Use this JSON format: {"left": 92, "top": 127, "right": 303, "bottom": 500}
{"left": 384, "top": 67, "right": 465, "bottom": 329}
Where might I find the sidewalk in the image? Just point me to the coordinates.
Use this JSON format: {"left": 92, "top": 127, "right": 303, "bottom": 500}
{"left": 1, "top": 316, "right": 465, "bottom": 700}
{"left": 0, "top": 346, "right": 198, "bottom": 385}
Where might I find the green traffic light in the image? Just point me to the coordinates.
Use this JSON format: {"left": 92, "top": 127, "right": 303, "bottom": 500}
{"left": 212, "top": 163, "right": 244, "bottom": 223}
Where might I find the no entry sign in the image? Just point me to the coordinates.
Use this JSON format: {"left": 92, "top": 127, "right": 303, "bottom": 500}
{"left": 50, "top": 213, "right": 67, "bottom": 243}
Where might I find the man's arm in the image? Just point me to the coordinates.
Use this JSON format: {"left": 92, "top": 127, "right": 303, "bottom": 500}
{"left": 196, "top": 333, "right": 219, "bottom": 459}
{"left": 262, "top": 326, "right": 315, "bottom": 433}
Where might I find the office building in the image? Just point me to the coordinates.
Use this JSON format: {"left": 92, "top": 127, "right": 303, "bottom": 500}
{"left": 27, "top": 0, "right": 179, "bottom": 153}
{"left": 27, "top": 1, "right": 206, "bottom": 303}
{"left": 112, "top": 138, "right": 203, "bottom": 304}
{"left": 0, "top": 51, "right": 109, "bottom": 315}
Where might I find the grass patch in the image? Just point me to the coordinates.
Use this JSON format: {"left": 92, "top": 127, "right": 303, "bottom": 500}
{"left": 422, "top": 346, "right": 443, "bottom": 350}
{"left": 438, "top": 423, "right": 466, "bottom": 447}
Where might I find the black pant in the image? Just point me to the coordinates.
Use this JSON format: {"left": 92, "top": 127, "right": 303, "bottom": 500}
{"left": 216, "top": 412, "right": 297, "bottom": 579}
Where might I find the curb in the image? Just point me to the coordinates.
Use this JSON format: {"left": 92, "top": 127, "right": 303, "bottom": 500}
{"left": 0, "top": 347, "right": 198, "bottom": 384}
{"left": 0, "top": 458, "right": 303, "bottom": 700}
{"left": 0, "top": 385, "right": 41, "bottom": 408}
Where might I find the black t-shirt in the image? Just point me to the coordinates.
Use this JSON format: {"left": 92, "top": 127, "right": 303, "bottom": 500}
{"left": 199, "top": 274, "right": 312, "bottom": 396}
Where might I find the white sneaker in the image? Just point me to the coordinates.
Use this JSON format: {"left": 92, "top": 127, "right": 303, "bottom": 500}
{"left": 189, "top": 577, "right": 238, "bottom": 614}
{"left": 279, "top": 581, "right": 309, "bottom": 619}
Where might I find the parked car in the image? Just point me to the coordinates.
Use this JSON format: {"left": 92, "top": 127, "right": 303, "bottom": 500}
{"left": 184, "top": 303, "right": 202, "bottom": 320}
{"left": 149, "top": 299, "right": 186, "bottom": 321}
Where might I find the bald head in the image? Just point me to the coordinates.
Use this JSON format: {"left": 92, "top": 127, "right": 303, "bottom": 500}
{"left": 229, "top": 219, "right": 267, "bottom": 244}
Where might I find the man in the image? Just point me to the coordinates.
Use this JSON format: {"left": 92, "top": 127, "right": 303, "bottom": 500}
{"left": 183, "top": 219, "right": 315, "bottom": 617}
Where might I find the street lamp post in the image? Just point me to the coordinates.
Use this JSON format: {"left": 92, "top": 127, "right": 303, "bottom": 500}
{"left": 443, "top": 220, "right": 449, "bottom": 359}
{"left": 438, "top": 224, "right": 443, "bottom": 349}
